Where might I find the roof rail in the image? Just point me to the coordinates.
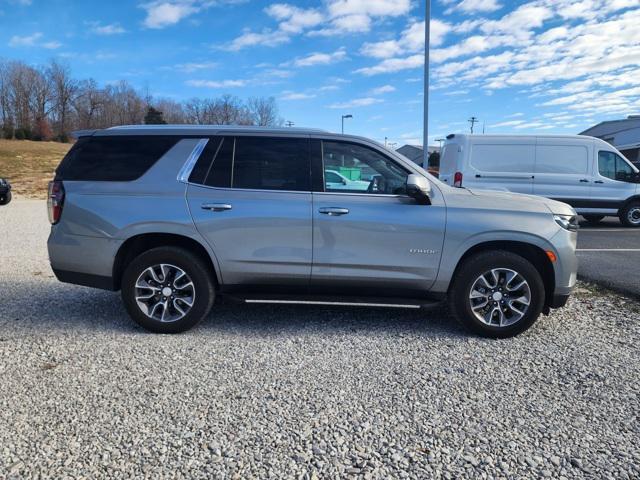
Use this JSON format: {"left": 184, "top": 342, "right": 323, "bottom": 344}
{"left": 71, "top": 129, "right": 97, "bottom": 138}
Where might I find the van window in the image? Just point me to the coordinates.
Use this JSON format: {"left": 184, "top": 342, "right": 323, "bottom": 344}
{"left": 598, "top": 151, "right": 636, "bottom": 182}
{"left": 56, "top": 136, "right": 177, "bottom": 181}
{"left": 322, "top": 141, "right": 408, "bottom": 194}
{"left": 233, "top": 137, "right": 310, "bottom": 191}
{"left": 469, "top": 144, "right": 535, "bottom": 173}
{"left": 535, "top": 145, "right": 588, "bottom": 174}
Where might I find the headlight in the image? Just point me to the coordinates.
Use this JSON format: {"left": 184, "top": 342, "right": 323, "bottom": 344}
{"left": 554, "top": 214, "right": 579, "bottom": 231}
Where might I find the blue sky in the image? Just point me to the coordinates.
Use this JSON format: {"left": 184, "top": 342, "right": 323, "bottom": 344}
{"left": 1, "top": 0, "right": 639, "bottom": 146}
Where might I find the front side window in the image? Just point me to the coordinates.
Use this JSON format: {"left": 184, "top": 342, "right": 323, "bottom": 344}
{"left": 233, "top": 137, "right": 310, "bottom": 191}
{"left": 598, "top": 151, "right": 636, "bottom": 182}
{"left": 322, "top": 141, "right": 408, "bottom": 194}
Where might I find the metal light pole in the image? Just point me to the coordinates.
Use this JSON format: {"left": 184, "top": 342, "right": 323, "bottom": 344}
{"left": 423, "top": 0, "right": 431, "bottom": 166}
{"left": 341, "top": 114, "right": 353, "bottom": 134}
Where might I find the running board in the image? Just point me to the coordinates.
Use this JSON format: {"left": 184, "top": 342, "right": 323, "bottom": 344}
{"left": 220, "top": 293, "right": 444, "bottom": 310}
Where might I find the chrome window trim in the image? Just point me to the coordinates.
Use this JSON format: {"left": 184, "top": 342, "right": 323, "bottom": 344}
{"left": 184, "top": 182, "right": 312, "bottom": 195}
{"left": 314, "top": 191, "right": 406, "bottom": 198}
{"left": 177, "top": 138, "right": 209, "bottom": 183}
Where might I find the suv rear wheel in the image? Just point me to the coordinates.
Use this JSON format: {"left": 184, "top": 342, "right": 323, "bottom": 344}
{"left": 121, "top": 246, "right": 215, "bottom": 333}
{"left": 619, "top": 201, "right": 640, "bottom": 228}
{"left": 449, "top": 251, "right": 545, "bottom": 338}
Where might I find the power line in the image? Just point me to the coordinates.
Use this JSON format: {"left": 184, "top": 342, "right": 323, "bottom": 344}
{"left": 285, "top": 120, "right": 294, "bottom": 127}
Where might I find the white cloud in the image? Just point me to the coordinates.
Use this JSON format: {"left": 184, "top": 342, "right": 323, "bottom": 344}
{"left": 186, "top": 79, "right": 247, "bottom": 88}
{"left": 8, "top": 32, "right": 42, "bottom": 47}
{"left": 89, "top": 22, "right": 126, "bottom": 35}
{"left": 141, "top": 0, "right": 243, "bottom": 29}
{"left": 360, "top": 19, "right": 450, "bottom": 59}
{"left": 356, "top": 54, "right": 423, "bottom": 75}
{"left": 175, "top": 61, "right": 218, "bottom": 72}
{"left": 447, "top": 0, "right": 502, "bottom": 14}
{"left": 491, "top": 119, "right": 526, "bottom": 127}
{"left": 370, "top": 85, "right": 396, "bottom": 94}
{"left": 42, "top": 41, "right": 62, "bottom": 49}
{"left": 290, "top": 48, "right": 347, "bottom": 67}
{"left": 328, "top": 97, "right": 383, "bottom": 109}
{"left": 280, "top": 91, "right": 316, "bottom": 100}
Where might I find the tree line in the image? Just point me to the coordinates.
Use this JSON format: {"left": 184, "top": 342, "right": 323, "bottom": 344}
{"left": 0, "top": 59, "right": 282, "bottom": 142}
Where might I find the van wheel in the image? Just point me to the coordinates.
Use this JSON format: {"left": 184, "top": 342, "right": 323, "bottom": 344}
{"left": 121, "top": 246, "right": 215, "bottom": 333}
{"left": 0, "top": 191, "right": 11, "bottom": 206}
{"left": 619, "top": 201, "right": 640, "bottom": 228}
{"left": 448, "top": 251, "right": 545, "bottom": 338}
{"left": 583, "top": 214, "right": 604, "bottom": 225}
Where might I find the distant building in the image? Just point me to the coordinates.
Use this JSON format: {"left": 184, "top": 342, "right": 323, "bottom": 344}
{"left": 580, "top": 115, "right": 640, "bottom": 163}
{"left": 396, "top": 145, "right": 440, "bottom": 166}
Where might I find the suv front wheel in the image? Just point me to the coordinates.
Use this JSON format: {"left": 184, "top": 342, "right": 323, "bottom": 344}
{"left": 449, "top": 251, "right": 545, "bottom": 338}
{"left": 121, "top": 246, "right": 215, "bottom": 333}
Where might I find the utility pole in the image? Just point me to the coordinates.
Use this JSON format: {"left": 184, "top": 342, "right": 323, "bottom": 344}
{"left": 385, "top": 136, "right": 388, "bottom": 147}
{"left": 285, "top": 120, "right": 294, "bottom": 127}
{"left": 435, "top": 138, "right": 444, "bottom": 150}
{"left": 468, "top": 116, "right": 478, "bottom": 134}
{"left": 341, "top": 114, "right": 353, "bottom": 134}
{"left": 423, "top": 0, "right": 431, "bottom": 166}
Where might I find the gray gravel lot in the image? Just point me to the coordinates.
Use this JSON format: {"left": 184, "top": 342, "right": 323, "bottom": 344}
{"left": 1, "top": 200, "right": 639, "bottom": 479}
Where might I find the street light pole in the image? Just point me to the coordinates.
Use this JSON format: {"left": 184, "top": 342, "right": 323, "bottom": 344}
{"left": 341, "top": 114, "right": 353, "bottom": 134}
{"left": 423, "top": 0, "right": 431, "bottom": 166}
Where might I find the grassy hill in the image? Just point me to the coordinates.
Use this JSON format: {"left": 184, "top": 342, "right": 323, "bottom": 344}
{"left": 0, "top": 139, "right": 71, "bottom": 199}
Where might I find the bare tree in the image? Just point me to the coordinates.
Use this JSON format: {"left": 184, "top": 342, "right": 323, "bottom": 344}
{"left": 247, "top": 96, "right": 282, "bottom": 126}
{"left": 48, "top": 60, "right": 77, "bottom": 140}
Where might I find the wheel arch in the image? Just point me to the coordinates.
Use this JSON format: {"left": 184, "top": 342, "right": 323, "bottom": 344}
{"left": 621, "top": 195, "right": 640, "bottom": 210}
{"left": 449, "top": 240, "right": 555, "bottom": 310}
{"left": 112, "top": 233, "right": 220, "bottom": 291}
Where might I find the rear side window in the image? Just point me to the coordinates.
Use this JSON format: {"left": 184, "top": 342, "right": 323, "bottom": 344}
{"left": 470, "top": 144, "right": 535, "bottom": 173}
{"left": 56, "top": 136, "right": 177, "bottom": 181}
{"left": 233, "top": 137, "right": 310, "bottom": 191}
{"left": 188, "top": 136, "right": 233, "bottom": 188}
{"left": 535, "top": 145, "right": 589, "bottom": 174}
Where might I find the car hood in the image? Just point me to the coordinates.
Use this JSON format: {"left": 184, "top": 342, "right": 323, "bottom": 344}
{"left": 462, "top": 188, "right": 576, "bottom": 216}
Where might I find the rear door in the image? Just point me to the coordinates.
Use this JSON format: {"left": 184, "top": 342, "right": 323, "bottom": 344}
{"left": 465, "top": 141, "right": 535, "bottom": 193}
{"left": 186, "top": 135, "right": 313, "bottom": 286}
{"left": 311, "top": 139, "right": 446, "bottom": 294}
{"left": 533, "top": 138, "right": 591, "bottom": 203}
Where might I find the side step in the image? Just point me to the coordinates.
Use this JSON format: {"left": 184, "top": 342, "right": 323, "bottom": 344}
{"left": 220, "top": 293, "right": 445, "bottom": 310}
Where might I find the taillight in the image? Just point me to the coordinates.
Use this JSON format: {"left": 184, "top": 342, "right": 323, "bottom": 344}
{"left": 453, "top": 171, "right": 463, "bottom": 187}
{"left": 47, "top": 181, "right": 65, "bottom": 225}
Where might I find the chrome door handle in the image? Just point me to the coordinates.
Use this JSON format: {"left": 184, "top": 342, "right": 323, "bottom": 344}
{"left": 202, "top": 203, "right": 232, "bottom": 212}
{"left": 319, "top": 207, "right": 349, "bottom": 216}
{"left": 594, "top": 180, "right": 604, "bottom": 184}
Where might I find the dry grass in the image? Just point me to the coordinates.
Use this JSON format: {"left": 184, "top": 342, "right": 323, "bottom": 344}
{"left": 0, "top": 139, "right": 71, "bottom": 199}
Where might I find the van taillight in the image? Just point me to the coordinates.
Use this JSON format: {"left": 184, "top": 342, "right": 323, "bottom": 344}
{"left": 47, "top": 181, "right": 65, "bottom": 225}
{"left": 453, "top": 171, "right": 463, "bottom": 187}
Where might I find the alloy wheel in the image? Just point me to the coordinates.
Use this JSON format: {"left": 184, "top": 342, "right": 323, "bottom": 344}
{"left": 469, "top": 268, "right": 531, "bottom": 327}
{"left": 134, "top": 264, "right": 195, "bottom": 322}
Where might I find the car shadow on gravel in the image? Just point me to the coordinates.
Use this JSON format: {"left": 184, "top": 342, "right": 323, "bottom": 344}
{"left": 0, "top": 280, "right": 466, "bottom": 338}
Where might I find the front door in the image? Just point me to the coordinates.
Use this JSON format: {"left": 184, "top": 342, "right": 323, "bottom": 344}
{"left": 311, "top": 140, "right": 446, "bottom": 294}
{"left": 187, "top": 135, "right": 313, "bottom": 286}
{"left": 590, "top": 150, "right": 639, "bottom": 210}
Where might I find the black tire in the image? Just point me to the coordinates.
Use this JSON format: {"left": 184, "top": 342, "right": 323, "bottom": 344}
{"left": 448, "top": 251, "right": 545, "bottom": 338}
{"left": 121, "top": 246, "right": 215, "bottom": 333}
{"left": 0, "top": 191, "right": 11, "bottom": 206}
{"left": 619, "top": 201, "right": 640, "bottom": 228}
{"left": 583, "top": 214, "right": 604, "bottom": 225}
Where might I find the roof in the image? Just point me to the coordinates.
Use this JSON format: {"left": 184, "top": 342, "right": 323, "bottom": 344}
{"left": 446, "top": 133, "right": 592, "bottom": 140}
{"left": 579, "top": 116, "right": 640, "bottom": 137}
{"left": 73, "top": 124, "right": 329, "bottom": 138}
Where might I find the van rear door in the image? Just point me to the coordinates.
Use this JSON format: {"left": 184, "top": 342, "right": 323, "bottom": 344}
{"left": 466, "top": 140, "right": 535, "bottom": 193}
{"left": 533, "top": 138, "right": 591, "bottom": 204}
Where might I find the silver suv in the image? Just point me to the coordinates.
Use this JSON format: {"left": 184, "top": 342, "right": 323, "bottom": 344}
{"left": 47, "top": 125, "right": 578, "bottom": 337}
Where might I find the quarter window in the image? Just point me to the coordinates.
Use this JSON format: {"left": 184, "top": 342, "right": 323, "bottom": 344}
{"left": 322, "top": 141, "right": 408, "bottom": 194}
{"left": 598, "top": 151, "right": 635, "bottom": 182}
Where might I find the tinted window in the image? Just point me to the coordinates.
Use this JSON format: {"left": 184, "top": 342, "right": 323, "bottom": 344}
{"left": 205, "top": 137, "right": 233, "bottom": 188}
{"left": 598, "top": 151, "right": 635, "bottom": 182}
{"left": 323, "top": 141, "right": 408, "bottom": 194}
{"left": 188, "top": 136, "right": 233, "bottom": 188}
{"left": 188, "top": 137, "right": 223, "bottom": 184}
{"left": 535, "top": 145, "right": 589, "bottom": 174}
{"left": 233, "top": 137, "right": 310, "bottom": 191}
{"left": 56, "top": 136, "right": 177, "bottom": 181}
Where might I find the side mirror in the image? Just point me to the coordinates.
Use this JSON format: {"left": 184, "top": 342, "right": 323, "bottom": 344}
{"left": 406, "top": 174, "right": 432, "bottom": 204}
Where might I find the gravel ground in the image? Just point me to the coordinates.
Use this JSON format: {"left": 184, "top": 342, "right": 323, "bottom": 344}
{"left": 1, "top": 200, "right": 639, "bottom": 479}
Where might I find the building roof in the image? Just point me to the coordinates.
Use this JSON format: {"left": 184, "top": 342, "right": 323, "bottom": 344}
{"left": 579, "top": 115, "right": 640, "bottom": 137}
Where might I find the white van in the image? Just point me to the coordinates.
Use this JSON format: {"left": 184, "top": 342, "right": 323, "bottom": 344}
{"left": 439, "top": 134, "right": 640, "bottom": 227}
